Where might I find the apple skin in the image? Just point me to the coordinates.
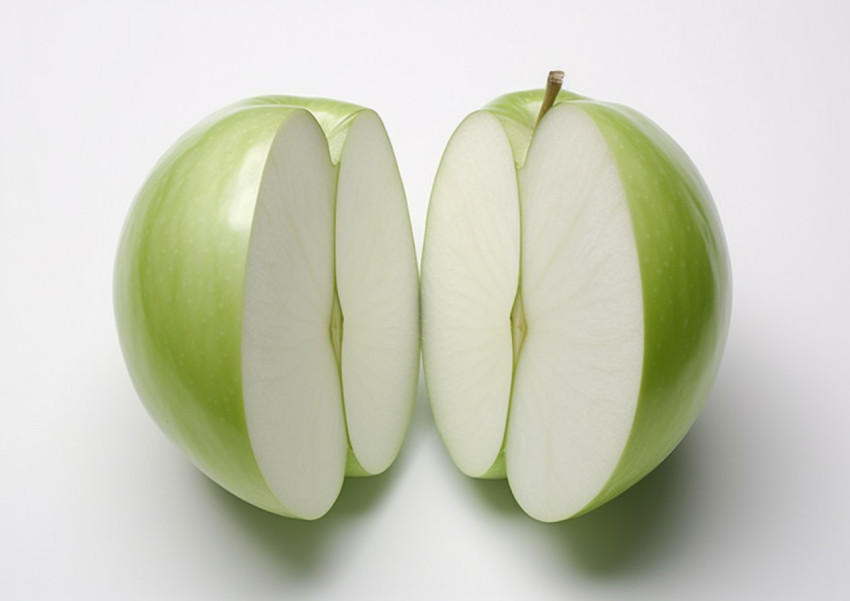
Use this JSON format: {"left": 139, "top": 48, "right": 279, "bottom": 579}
{"left": 571, "top": 100, "right": 731, "bottom": 511}
{"left": 426, "top": 89, "right": 731, "bottom": 517}
{"left": 114, "top": 97, "right": 377, "bottom": 517}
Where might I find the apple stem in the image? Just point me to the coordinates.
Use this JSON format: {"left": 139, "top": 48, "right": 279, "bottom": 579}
{"left": 535, "top": 70, "right": 564, "bottom": 127}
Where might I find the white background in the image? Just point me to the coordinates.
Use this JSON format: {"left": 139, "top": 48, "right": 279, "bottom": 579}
{"left": 2, "top": 0, "right": 849, "bottom": 598}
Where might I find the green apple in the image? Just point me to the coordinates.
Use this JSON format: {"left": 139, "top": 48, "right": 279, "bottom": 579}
{"left": 114, "top": 97, "right": 419, "bottom": 519}
{"left": 421, "top": 72, "right": 731, "bottom": 522}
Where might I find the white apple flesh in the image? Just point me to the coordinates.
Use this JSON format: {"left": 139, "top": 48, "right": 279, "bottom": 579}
{"left": 421, "top": 75, "right": 731, "bottom": 521}
{"left": 115, "top": 98, "right": 419, "bottom": 519}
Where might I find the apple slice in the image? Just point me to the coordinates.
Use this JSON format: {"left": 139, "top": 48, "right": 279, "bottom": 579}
{"left": 421, "top": 73, "right": 731, "bottom": 521}
{"left": 115, "top": 98, "right": 419, "bottom": 519}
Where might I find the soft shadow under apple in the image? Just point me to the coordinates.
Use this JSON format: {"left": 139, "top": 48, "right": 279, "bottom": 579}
{"left": 201, "top": 372, "right": 431, "bottom": 577}
{"left": 467, "top": 425, "right": 695, "bottom": 576}
{"left": 201, "top": 461, "right": 398, "bottom": 577}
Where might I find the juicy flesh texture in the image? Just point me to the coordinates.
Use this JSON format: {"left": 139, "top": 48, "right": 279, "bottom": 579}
{"left": 336, "top": 112, "right": 420, "bottom": 475}
{"left": 242, "top": 110, "right": 417, "bottom": 519}
{"left": 423, "top": 105, "right": 644, "bottom": 521}
{"left": 422, "top": 112, "right": 519, "bottom": 478}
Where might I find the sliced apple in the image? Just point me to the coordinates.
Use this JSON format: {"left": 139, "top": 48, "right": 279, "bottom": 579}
{"left": 115, "top": 98, "right": 419, "bottom": 519}
{"left": 421, "top": 74, "right": 731, "bottom": 521}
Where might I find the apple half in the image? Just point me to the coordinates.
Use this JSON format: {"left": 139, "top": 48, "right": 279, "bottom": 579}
{"left": 421, "top": 74, "right": 731, "bottom": 522}
{"left": 115, "top": 97, "right": 419, "bottom": 519}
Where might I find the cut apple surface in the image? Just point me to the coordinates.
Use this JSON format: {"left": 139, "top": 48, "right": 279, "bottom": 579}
{"left": 115, "top": 98, "right": 419, "bottom": 519}
{"left": 421, "top": 79, "right": 731, "bottom": 522}
{"left": 421, "top": 111, "right": 519, "bottom": 479}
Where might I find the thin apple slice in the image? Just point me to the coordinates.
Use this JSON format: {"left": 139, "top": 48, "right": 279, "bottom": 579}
{"left": 241, "top": 111, "right": 346, "bottom": 519}
{"left": 336, "top": 111, "right": 419, "bottom": 475}
{"left": 421, "top": 111, "right": 519, "bottom": 477}
{"left": 506, "top": 105, "right": 644, "bottom": 521}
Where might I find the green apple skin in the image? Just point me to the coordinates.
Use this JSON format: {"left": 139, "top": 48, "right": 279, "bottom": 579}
{"left": 114, "top": 97, "right": 381, "bottom": 517}
{"left": 430, "top": 89, "right": 731, "bottom": 516}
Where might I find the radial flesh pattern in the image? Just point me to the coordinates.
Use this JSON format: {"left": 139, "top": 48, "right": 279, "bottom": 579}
{"left": 422, "top": 92, "right": 730, "bottom": 521}
{"left": 116, "top": 99, "right": 419, "bottom": 519}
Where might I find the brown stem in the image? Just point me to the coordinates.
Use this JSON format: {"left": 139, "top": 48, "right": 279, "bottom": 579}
{"left": 535, "top": 70, "right": 564, "bottom": 127}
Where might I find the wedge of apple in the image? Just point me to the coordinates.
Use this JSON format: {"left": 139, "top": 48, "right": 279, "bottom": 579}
{"left": 421, "top": 72, "right": 731, "bottom": 522}
{"left": 114, "top": 97, "right": 419, "bottom": 519}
